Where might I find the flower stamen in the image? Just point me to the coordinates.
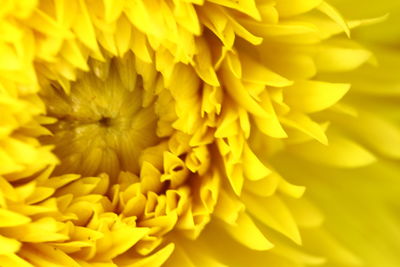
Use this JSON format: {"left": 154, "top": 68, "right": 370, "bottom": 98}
{"left": 39, "top": 56, "right": 160, "bottom": 179}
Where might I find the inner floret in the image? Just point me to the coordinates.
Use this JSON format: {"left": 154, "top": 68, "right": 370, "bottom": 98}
{"left": 39, "top": 55, "right": 161, "bottom": 179}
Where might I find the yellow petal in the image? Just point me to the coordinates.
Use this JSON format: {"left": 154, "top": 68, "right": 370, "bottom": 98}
{"left": 243, "top": 193, "right": 302, "bottom": 244}
{"left": 208, "top": 0, "right": 261, "bottom": 21}
{"left": 0, "top": 235, "right": 20, "bottom": 254}
{"left": 0, "top": 254, "right": 33, "bottom": 267}
{"left": 221, "top": 62, "right": 270, "bottom": 118}
{"left": 337, "top": 110, "right": 400, "bottom": 159}
{"left": 288, "top": 129, "right": 377, "bottom": 168}
{"left": 240, "top": 53, "right": 293, "bottom": 87}
{"left": 19, "top": 243, "right": 81, "bottom": 267}
{"left": 214, "top": 189, "right": 244, "bottom": 225}
{"left": 72, "top": 0, "right": 100, "bottom": 54}
{"left": 6, "top": 218, "right": 67, "bottom": 242}
{"left": 115, "top": 243, "right": 175, "bottom": 267}
{"left": 283, "top": 81, "right": 350, "bottom": 113}
{"left": 281, "top": 113, "right": 328, "bottom": 145}
{"left": 316, "top": 39, "right": 372, "bottom": 72}
{"left": 275, "top": 0, "right": 322, "bottom": 17}
{"left": 244, "top": 172, "right": 280, "bottom": 197}
{"left": 222, "top": 211, "right": 274, "bottom": 251}
{"left": 318, "top": 1, "right": 350, "bottom": 37}
{"left": 95, "top": 226, "right": 149, "bottom": 261}
{"left": 0, "top": 208, "right": 31, "bottom": 227}
{"left": 243, "top": 143, "right": 272, "bottom": 181}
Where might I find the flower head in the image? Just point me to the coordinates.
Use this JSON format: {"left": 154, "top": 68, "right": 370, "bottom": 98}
{"left": 0, "top": 0, "right": 398, "bottom": 266}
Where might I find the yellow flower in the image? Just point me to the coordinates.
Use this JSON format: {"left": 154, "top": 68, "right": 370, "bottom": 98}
{"left": 0, "top": 0, "right": 398, "bottom": 266}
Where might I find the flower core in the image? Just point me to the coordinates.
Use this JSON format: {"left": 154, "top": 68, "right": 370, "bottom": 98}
{"left": 39, "top": 55, "right": 160, "bottom": 178}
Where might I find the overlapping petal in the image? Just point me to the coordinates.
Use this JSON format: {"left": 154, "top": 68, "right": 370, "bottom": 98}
{"left": 0, "top": 0, "right": 398, "bottom": 266}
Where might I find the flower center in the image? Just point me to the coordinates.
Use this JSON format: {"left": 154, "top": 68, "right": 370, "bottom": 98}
{"left": 39, "top": 57, "right": 160, "bottom": 179}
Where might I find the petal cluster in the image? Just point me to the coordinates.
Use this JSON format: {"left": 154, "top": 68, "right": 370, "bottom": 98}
{"left": 0, "top": 0, "right": 390, "bottom": 266}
